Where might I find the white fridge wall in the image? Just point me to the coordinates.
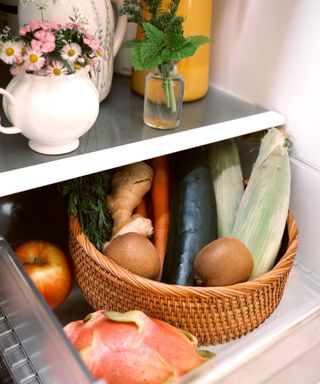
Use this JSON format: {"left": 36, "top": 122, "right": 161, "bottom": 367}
{"left": 210, "top": 0, "right": 320, "bottom": 169}
{"left": 290, "top": 159, "right": 320, "bottom": 275}
{"left": 210, "top": 0, "right": 320, "bottom": 274}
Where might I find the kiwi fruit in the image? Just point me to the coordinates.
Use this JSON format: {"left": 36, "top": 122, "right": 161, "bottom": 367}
{"left": 194, "top": 237, "right": 254, "bottom": 287}
{"left": 104, "top": 232, "right": 160, "bottom": 280}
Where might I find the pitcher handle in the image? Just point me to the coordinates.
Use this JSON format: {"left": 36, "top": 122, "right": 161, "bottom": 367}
{"left": 0, "top": 88, "right": 21, "bottom": 134}
{"left": 111, "top": 0, "right": 128, "bottom": 57}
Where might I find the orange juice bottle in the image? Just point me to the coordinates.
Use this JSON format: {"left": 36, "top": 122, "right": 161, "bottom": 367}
{"left": 131, "top": 0, "right": 213, "bottom": 102}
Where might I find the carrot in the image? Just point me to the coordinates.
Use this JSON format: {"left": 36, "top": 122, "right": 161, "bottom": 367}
{"left": 134, "top": 196, "right": 148, "bottom": 218}
{"left": 151, "top": 155, "right": 170, "bottom": 279}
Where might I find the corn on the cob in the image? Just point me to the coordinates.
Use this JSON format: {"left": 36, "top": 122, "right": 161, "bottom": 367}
{"left": 231, "top": 128, "right": 291, "bottom": 279}
{"left": 207, "top": 139, "right": 244, "bottom": 237}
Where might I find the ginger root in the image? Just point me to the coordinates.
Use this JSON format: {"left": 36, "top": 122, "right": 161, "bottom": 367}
{"left": 106, "top": 161, "right": 154, "bottom": 240}
{"left": 112, "top": 214, "right": 153, "bottom": 238}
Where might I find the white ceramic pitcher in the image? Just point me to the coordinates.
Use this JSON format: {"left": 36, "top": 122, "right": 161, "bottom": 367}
{"left": 18, "top": 0, "right": 127, "bottom": 102}
{"left": 0, "top": 74, "right": 100, "bottom": 155}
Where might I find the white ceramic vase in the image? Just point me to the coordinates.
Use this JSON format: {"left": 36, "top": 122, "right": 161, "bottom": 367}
{"left": 0, "top": 74, "right": 99, "bottom": 155}
{"left": 18, "top": 0, "right": 127, "bottom": 102}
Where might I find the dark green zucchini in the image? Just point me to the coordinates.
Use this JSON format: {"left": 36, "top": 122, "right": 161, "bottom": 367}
{"left": 161, "top": 147, "right": 217, "bottom": 285}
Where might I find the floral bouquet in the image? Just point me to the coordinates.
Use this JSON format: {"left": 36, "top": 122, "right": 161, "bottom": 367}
{"left": 0, "top": 19, "right": 104, "bottom": 77}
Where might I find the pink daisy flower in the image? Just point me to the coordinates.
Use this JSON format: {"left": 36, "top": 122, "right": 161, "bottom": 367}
{"left": 10, "top": 61, "right": 27, "bottom": 76}
{"left": 73, "top": 62, "right": 92, "bottom": 76}
{"left": 0, "top": 41, "right": 24, "bottom": 64}
{"left": 61, "top": 43, "right": 81, "bottom": 63}
{"left": 46, "top": 60, "right": 68, "bottom": 77}
{"left": 23, "top": 48, "right": 45, "bottom": 72}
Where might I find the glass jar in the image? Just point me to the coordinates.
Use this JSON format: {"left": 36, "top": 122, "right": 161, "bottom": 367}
{"left": 143, "top": 63, "right": 184, "bottom": 129}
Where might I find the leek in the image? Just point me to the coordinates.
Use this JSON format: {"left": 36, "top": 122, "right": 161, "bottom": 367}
{"left": 207, "top": 139, "right": 244, "bottom": 237}
{"left": 232, "top": 128, "right": 291, "bottom": 279}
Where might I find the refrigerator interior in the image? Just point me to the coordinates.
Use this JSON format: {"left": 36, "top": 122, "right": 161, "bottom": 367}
{"left": 1, "top": 0, "right": 320, "bottom": 382}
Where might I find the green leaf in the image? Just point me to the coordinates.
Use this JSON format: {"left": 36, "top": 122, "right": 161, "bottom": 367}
{"left": 174, "top": 42, "right": 198, "bottom": 59}
{"left": 165, "top": 15, "right": 184, "bottom": 35}
{"left": 131, "top": 44, "right": 145, "bottom": 70}
{"left": 167, "top": 33, "right": 186, "bottom": 50}
{"left": 143, "top": 23, "right": 165, "bottom": 46}
{"left": 160, "top": 41, "right": 197, "bottom": 62}
{"left": 140, "top": 41, "right": 163, "bottom": 69}
{"left": 196, "top": 349, "right": 216, "bottom": 359}
{"left": 186, "top": 35, "right": 211, "bottom": 46}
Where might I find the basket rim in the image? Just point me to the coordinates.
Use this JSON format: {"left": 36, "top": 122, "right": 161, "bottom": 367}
{"left": 69, "top": 212, "right": 298, "bottom": 299}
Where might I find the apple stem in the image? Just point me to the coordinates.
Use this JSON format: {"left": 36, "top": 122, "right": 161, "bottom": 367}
{"left": 31, "top": 257, "right": 42, "bottom": 265}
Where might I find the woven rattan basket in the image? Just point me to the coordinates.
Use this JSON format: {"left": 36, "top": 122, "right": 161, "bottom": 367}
{"left": 69, "top": 212, "right": 298, "bottom": 346}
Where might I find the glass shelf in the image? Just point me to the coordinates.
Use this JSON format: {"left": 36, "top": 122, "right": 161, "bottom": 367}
{"left": 0, "top": 71, "right": 285, "bottom": 197}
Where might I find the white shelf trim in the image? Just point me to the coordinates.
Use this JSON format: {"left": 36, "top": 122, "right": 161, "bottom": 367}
{"left": 0, "top": 110, "right": 284, "bottom": 197}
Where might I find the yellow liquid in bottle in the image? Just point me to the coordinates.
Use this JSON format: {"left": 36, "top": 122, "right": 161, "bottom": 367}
{"left": 131, "top": 0, "right": 213, "bottom": 102}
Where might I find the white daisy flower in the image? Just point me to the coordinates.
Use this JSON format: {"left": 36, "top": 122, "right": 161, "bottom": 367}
{"left": 0, "top": 41, "right": 24, "bottom": 65}
{"left": 46, "top": 60, "right": 68, "bottom": 77}
{"left": 61, "top": 43, "right": 81, "bottom": 63}
{"left": 73, "top": 62, "right": 84, "bottom": 74}
{"left": 23, "top": 48, "right": 45, "bottom": 72}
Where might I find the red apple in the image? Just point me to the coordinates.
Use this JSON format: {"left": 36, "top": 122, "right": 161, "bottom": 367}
{"left": 14, "top": 240, "right": 72, "bottom": 309}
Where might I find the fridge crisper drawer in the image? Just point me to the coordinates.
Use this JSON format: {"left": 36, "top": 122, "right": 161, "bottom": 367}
{"left": 0, "top": 236, "right": 102, "bottom": 384}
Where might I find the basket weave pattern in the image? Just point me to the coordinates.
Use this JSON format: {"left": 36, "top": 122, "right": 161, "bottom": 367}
{"left": 69, "top": 213, "right": 298, "bottom": 346}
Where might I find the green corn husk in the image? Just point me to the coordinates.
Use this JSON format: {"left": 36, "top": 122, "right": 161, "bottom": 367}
{"left": 207, "top": 138, "right": 244, "bottom": 237}
{"left": 231, "top": 128, "right": 291, "bottom": 280}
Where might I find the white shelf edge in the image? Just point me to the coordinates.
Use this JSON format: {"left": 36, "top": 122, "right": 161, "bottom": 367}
{"left": 187, "top": 304, "right": 320, "bottom": 384}
{"left": 0, "top": 110, "right": 284, "bottom": 197}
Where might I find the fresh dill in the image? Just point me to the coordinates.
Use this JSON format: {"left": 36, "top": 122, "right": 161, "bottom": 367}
{"left": 61, "top": 171, "right": 113, "bottom": 251}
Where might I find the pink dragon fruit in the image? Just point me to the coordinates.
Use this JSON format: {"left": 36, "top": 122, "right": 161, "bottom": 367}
{"left": 64, "top": 310, "right": 214, "bottom": 384}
